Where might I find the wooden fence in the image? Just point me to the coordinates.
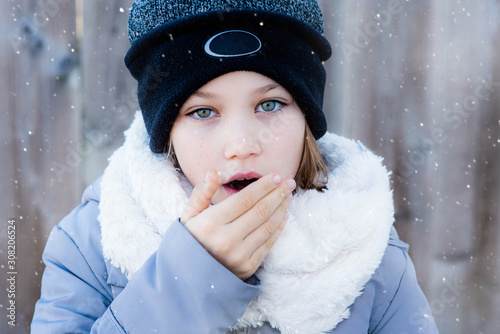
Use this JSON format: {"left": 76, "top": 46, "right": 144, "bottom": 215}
{"left": 1, "top": 0, "right": 499, "bottom": 333}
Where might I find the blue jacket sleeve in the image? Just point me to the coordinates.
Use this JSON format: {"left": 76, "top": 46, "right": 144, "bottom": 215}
{"left": 331, "top": 232, "right": 439, "bottom": 334}
{"left": 369, "top": 243, "right": 439, "bottom": 334}
{"left": 110, "top": 219, "right": 260, "bottom": 333}
{"left": 31, "top": 199, "right": 260, "bottom": 334}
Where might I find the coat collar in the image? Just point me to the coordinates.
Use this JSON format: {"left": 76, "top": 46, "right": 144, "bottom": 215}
{"left": 99, "top": 112, "right": 394, "bottom": 333}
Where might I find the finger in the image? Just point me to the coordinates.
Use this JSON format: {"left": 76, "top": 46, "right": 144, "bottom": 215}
{"left": 211, "top": 198, "right": 289, "bottom": 280}
{"left": 234, "top": 178, "right": 295, "bottom": 236}
{"left": 181, "top": 169, "right": 219, "bottom": 223}
{"left": 215, "top": 173, "right": 287, "bottom": 223}
{"left": 248, "top": 209, "right": 290, "bottom": 267}
{"left": 241, "top": 190, "right": 291, "bottom": 247}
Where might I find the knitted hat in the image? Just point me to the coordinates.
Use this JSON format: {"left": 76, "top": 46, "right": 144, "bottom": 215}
{"left": 125, "top": 0, "right": 332, "bottom": 153}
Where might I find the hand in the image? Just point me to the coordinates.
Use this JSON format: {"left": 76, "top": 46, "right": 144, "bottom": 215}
{"left": 181, "top": 170, "right": 295, "bottom": 280}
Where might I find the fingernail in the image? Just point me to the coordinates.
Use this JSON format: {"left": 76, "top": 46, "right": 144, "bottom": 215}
{"left": 205, "top": 171, "right": 210, "bottom": 183}
{"left": 286, "top": 178, "right": 296, "bottom": 190}
{"left": 286, "top": 193, "right": 292, "bottom": 201}
{"left": 283, "top": 212, "right": 289, "bottom": 220}
{"left": 273, "top": 174, "right": 282, "bottom": 185}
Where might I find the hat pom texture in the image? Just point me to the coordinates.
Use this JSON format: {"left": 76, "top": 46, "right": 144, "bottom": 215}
{"left": 128, "top": 0, "right": 325, "bottom": 44}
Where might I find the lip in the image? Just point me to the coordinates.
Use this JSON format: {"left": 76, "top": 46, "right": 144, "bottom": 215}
{"left": 223, "top": 172, "right": 263, "bottom": 195}
{"left": 226, "top": 172, "right": 263, "bottom": 184}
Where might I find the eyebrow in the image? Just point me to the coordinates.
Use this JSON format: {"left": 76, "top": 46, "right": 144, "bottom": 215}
{"left": 255, "top": 83, "right": 282, "bottom": 94}
{"left": 192, "top": 91, "right": 218, "bottom": 99}
{"left": 192, "top": 83, "right": 284, "bottom": 99}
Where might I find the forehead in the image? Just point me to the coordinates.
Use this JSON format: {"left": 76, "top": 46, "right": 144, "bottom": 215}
{"left": 192, "top": 71, "right": 289, "bottom": 95}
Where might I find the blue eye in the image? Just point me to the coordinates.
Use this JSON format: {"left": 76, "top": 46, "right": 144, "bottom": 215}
{"left": 257, "top": 100, "right": 283, "bottom": 113}
{"left": 190, "top": 108, "right": 214, "bottom": 119}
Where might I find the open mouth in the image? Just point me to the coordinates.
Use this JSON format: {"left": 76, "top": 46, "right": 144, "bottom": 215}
{"left": 224, "top": 178, "right": 259, "bottom": 191}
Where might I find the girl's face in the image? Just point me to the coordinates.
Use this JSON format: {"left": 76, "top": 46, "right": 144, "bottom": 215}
{"left": 170, "top": 71, "right": 306, "bottom": 204}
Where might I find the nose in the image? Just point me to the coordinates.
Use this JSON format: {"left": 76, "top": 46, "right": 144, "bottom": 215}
{"left": 223, "top": 120, "right": 262, "bottom": 160}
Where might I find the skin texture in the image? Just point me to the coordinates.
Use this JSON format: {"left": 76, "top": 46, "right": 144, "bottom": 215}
{"left": 170, "top": 71, "right": 306, "bottom": 279}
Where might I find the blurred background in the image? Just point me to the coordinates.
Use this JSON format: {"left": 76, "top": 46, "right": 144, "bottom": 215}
{"left": 1, "top": 0, "right": 499, "bottom": 333}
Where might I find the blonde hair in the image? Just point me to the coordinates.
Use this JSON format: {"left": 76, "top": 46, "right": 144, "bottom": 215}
{"left": 295, "top": 124, "right": 328, "bottom": 191}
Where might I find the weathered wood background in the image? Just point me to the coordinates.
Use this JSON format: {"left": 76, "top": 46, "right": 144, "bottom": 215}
{"left": 1, "top": 0, "right": 499, "bottom": 333}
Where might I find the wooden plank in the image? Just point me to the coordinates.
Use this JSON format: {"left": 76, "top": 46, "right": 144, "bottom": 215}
{"left": 0, "top": 3, "right": 22, "bottom": 333}
{"left": 469, "top": 78, "right": 500, "bottom": 333}
{"left": 317, "top": 0, "right": 349, "bottom": 135}
{"left": 319, "top": 0, "right": 499, "bottom": 332}
{"left": 81, "top": 0, "right": 137, "bottom": 186}
{"left": 425, "top": 1, "right": 499, "bottom": 332}
{"left": 0, "top": 0, "right": 79, "bottom": 332}
{"left": 475, "top": 23, "right": 500, "bottom": 331}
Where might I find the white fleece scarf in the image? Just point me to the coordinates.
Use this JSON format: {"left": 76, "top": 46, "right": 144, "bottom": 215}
{"left": 99, "top": 112, "right": 394, "bottom": 334}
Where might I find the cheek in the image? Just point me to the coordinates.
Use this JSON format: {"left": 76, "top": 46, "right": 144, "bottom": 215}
{"left": 267, "top": 114, "right": 305, "bottom": 172}
{"left": 171, "top": 129, "right": 215, "bottom": 185}
{"left": 279, "top": 129, "right": 304, "bottom": 163}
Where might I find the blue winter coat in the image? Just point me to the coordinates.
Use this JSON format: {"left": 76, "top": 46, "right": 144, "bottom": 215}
{"left": 31, "top": 178, "right": 438, "bottom": 333}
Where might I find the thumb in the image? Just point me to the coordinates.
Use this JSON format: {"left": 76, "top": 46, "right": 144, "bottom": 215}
{"left": 181, "top": 169, "right": 219, "bottom": 224}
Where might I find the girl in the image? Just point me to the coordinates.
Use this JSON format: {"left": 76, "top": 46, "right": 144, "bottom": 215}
{"left": 32, "top": 0, "right": 439, "bottom": 333}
